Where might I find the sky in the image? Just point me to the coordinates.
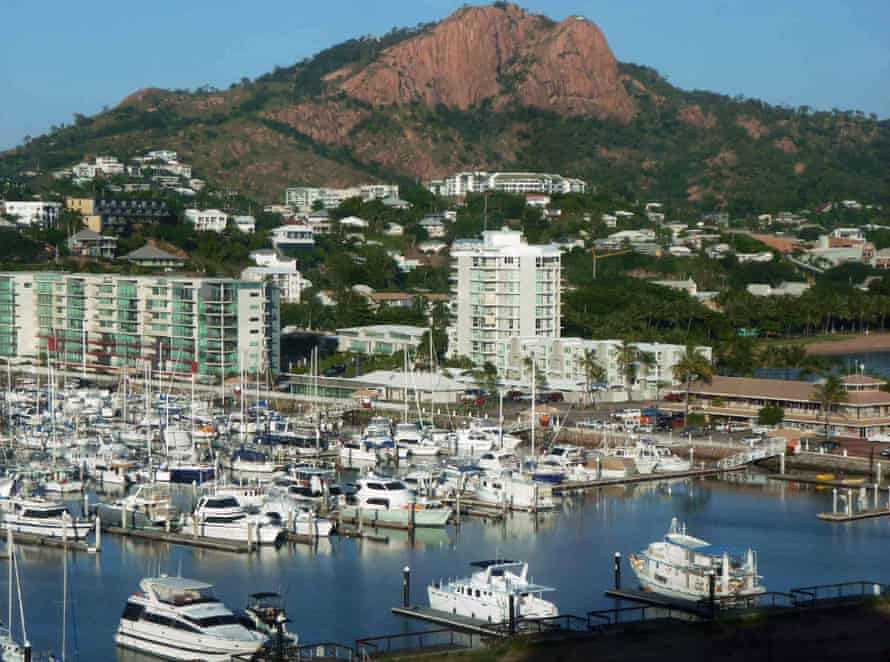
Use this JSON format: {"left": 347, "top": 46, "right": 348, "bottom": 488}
{"left": 1, "top": 0, "right": 889, "bottom": 150}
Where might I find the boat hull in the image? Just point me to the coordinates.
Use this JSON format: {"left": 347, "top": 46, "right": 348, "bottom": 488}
{"left": 115, "top": 628, "right": 264, "bottom": 662}
{"left": 340, "top": 506, "right": 451, "bottom": 528}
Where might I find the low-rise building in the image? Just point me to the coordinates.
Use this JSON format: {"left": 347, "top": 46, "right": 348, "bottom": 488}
{"left": 336, "top": 324, "right": 427, "bottom": 355}
{"left": 672, "top": 374, "right": 890, "bottom": 439}
{"left": 427, "top": 171, "right": 586, "bottom": 197}
{"left": 1, "top": 201, "right": 61, "bottom": 227}
{"left": 285, "top": 184, "right": 399, "bottom": 213}
{"left": 271, "top": 225, "right": 315, "bottom": 251}
{"left": 746, "top": 282, "right": 811, "bottom": 297}
{"left": 123, "top": 244, "right": 186, "bottom": 269}
{"left": 67, "top": 229, "right": 117, "bottom": 259}
{"left": 185, "top": 208, "right": 228, "bottom": 233}
{"left": 232, "top": 215, "right": 256, "bottom": 234}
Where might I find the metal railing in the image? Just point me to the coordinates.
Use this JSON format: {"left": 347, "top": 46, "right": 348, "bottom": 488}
{"left": 586, "top": 604, "right": 698, "bottom": 630}
{"left": 709, "top": 591, "right": 798, "bottom": 611}
{"left": 487, "top": 613, "right": 592, "bottom": 636}
{"left": 232, "top": 642, "right": 356, "bottom": 661}
{"left": 790, "top": 581, "right": 885, "bottom": 606}
{"left": 355, "top": 628, "right": 483, "bottom": 659}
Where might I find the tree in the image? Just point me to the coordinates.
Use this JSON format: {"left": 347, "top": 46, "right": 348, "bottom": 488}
{"left": 812, "top": 375, "right": 847, "bottom": 439}
{"left": 757, "top": 404, "right": 785, "bottom": 426}
{"left": 674, "top": 345, "right": 714, "bottom": 424}
{"left": 578, "top": 349, "right": 606, "bottom": 407}
{"left": 616, "top": 340, "right": 639, "bottom": 401}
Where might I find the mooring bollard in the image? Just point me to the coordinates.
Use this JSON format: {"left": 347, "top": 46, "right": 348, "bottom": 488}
{"left": 402, "top": 566, "right": 411, "bottom": 608}
{"left": 614, "top": 552, "right": 622, "bottom": 590}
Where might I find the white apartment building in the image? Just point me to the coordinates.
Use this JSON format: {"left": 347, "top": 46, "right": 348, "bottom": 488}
{"left": 94, "top": 156, "right": 125, "bottom": 176}
{"left": 427, "top": 171, "right": 587, "bottom": 198}
{"left": 1, "top": 201, "right": 62, "bottom": 227}
{"left": 285, "top": 184, "right": 400, "bottom": 213}
{"left": 146, "top": 150, "right": 178, "bottom": 162}
{"left": 502, "top": 337, "right": 713, "bottom": 393}
{"left": 447, "top": 230, "right": 561, "bottom": 369}
{"left": 0, "top": 272, "right": 280, "bottom": 378}
{"left": 241, "top": 252, "right": 311, "bottom": 304}
{"left": 185, "top": 208, "right": 228, "bottom": 233}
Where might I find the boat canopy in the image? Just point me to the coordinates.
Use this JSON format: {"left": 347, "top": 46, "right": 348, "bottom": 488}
{"left": 665, "top": 533, "right": 711, "bottom": 550}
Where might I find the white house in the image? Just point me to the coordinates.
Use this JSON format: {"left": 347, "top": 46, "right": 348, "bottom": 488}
{"left": 384, "top": 222, "right": 404, "bottom": 236}
{"left": 271, "top": 225, "right": 315, "bottom": 251}
{"left": 1, "top": 201, "right": 62, "bottom": 227}
{"left": 419, "top": 217, "right": 446, "bottom": 238}
{"left": 232, "top": 215, "right": 256, "bottom": 234}
{"left": 339, "top": 215, "right": 369, "bottom": 229}
{"left": 184, "top": 208, "right": 228, "bottom": 233}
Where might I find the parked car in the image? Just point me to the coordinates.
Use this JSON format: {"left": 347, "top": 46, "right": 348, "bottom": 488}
{"left": 880, "top": 447, "right": 890, "bottom": 458}
{"left": 728, "top": 422, "right": 751, "bottom": 433}
{"left": 537, "top": 392, "right": 564, "bottom": 404}
{"left": 741, "top": 434, "right": 763, "bottom": 447}
{"left": 636, "top": 423, "right": 654, "bottom": 434}
{"left": 820, "top": 439, "right": 841, "bottom": 453}
{"left": 577, "top": 419, "right": 604, "bottom": 430}
{"left": 714, "top": 422, "right": 730, "bottom": 432}
{"left": 664, "top": 392, "right": 685, "bottom": 402}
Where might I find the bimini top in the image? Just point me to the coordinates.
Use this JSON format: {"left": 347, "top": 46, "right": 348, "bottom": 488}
{"left": 664, "top": 532, "right": 711, "bottom": 551}
{"left": 471, "top": 559, "right": 519, "bottom": 569}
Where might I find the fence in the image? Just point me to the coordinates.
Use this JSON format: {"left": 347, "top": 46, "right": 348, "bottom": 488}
{"left": 790, "top": 581, "right": 886, "bottom": 606}
{"left": 355, "top": 628, "right": 484, "bottom": 659}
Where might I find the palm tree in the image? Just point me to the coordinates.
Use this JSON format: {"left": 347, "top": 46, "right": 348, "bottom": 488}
{"left": 674, "top": 345, "right": 714, "bottom": 424}
{"left": 813, "top": 375, "right": 847, "bottom": 440}
{"left": 577, "top": 349, "right": 606, "bottom": 408}
{"left": 616, "top": 341, "right": 639, "bottom": 402}
{"left": 638, "top": 351, "right": 657, "bottom": 398}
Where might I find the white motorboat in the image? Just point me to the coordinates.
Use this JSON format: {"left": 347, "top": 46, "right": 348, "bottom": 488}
{"left": 477, "top": 450, "right": 520, "bottom": 473}
{"left": 339, "top": 438, "right": 380, "bottom": 465}
{"left": 243, "top": 592, "right": 298, "bottom": 646}
{"left": 95, "top": 483, "right": 178, "bottom": 529}
{"left": 428, "top": 560, "right": 558, "bottom": 623}
{"left": 454, "top": 428, "right": 493, "bottom": 455}
{"left": 629, "top": 518, "right": 766, "bottom": 603}
{"left": 341, "top": 475, "right": 452, "bottom": 527}
{"left": 604, "top": 445, "right": 657, "bottom": 475}
{"left": 3, "top": 498, "right": 91, "bottom": 540}
{"left": 470, "top": 472, "right": 555, "bottom": 511}
{"left": 115, "top": 575, "right": 267, "bottom": 661}
{"left": 258, "top": 499, "right": 334, "bottom": 537}
{"left": 186, "top": 495, "right": 283, "bottom": 545}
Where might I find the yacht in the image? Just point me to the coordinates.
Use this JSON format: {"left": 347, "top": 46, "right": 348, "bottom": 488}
{"left": 186, "top": 495, "right": 284, "bottom": 545}
{"left": 453, "top": 428, "right": 494, "bottom": 455}
{"left": 428, "top": 560, "right": 558, "bottom": 623}
{"left": 258, "top": 499, "right": 334, "bottom": 538}
{"left": 154, "top": 461, "right": 216, "bottom": 485}
{"left": 604, "top": 445, "right": 657, "bottom": 475}
{"left": 629, "top": 518, "right": 765, "bottom": 602}
{"left": 341, "top": 475, "right": 452, "bottom": 527}
{"left": 339, "top": 437, "right": 380, "bottom": 465}
{"left": 242, "top": 592, "right": 298, "bottom": 645}
{"left": 477, "top": 450, "right": 520, "bottom": 473}
{"left": 3, "top": 498, "right": 91, "bottom": 540}
{"left": 115, "top": 576, "right": 267, "bottom": 661}
{"left": 227, "top": 448, "right": 285, "bottom": 479}
{"left": 470, "top": 472, "right": 555, "bottom": 511}
{"left": 94, "top": 484, "right": 179, "bottom": 529}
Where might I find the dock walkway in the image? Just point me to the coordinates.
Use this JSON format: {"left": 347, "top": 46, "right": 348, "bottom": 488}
{"left": 391, "top": 606, "right": 505, "bottom": 637}
{"left": 104, "top": 526, "right": 251, "bottom": 553}
{"left": 553, "top": 466, "right": 744, "bottom": 494}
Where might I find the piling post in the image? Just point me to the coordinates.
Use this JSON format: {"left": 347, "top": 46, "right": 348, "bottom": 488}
{"left": 402, "top": 566, "right": 411, "bottom": 608}
{"left": 614, "top": 552, "right": 621, "bottom": 590}
{"left": 82, "top": 494, "right": 89, "bottom": 518}
{"left": 193, "top": 516, "right": 199, "bottom": 540}
{"left": 287, "top": 510, "right": 294, "bottom": 535}
{"left": 689, "top": 447, "right": 695, "bottom": 467}
{"left": 456, "top": 492, "right": 461, "bottom": 527}
{"left": 833, "top": 488, "right": 838, "bottom": 514}
{"left": 779, "top": 451, "right": 785, "bottom": 475}
{"left": 357, "top": 506, "right": 363, "bottom": 534}
{"left": 94, "top": 516, "right": 101, "bottom": 552}
{"left": 708, "top": 571, "right": 716, "bottom": 614}
{"left": 122, "top": 506, "right": 128, "bottom": 530}
{"left": 596, "top": 456, "right": 602, "bottom": 480}
{"left": 875, "top": 484, "right": 880, "bottom": 510}
{"left": 23, "top": 644, "right": 30, "bottom": 662}
{"left": 247, "top": 521, "right": 254, "bottom": 551}
{"left": 508, "top": 594, "right": 516, "bottom": 635}
{"left": 848, "top": 488, "right": 853, "bottom": 516}
{"left": 878, "top": 462, "right": 883, "bottom": 485}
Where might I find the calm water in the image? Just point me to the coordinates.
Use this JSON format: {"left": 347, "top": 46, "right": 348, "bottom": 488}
{"left": 6, "top": 473, "right": 890, "bottom": 661}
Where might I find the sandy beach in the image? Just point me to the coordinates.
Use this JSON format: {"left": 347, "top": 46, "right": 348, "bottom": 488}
{"left": 805, "top": 333, "right": 890, "bottom": 356}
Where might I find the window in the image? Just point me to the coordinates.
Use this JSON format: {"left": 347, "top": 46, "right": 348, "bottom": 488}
{"left": 121, "top": 603, "right": 143, "bottom": 621}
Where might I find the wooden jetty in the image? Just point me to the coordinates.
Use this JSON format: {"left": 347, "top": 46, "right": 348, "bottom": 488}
{"left": 553, "top": 466, "right": 744, "bottom": 494}
{"left": 0, "top": 529, "right": 95, "bottom": 553}
{"left": 603, "top": 589, "right": 708, "bottom": 617}
{"left": 770, "top": 474, "right": 878, "bottom": 489}
{"left": 391, "top": 606, "right": 506, "bottom": 637}
{"left": 104, "top": 526, "right": 251, "bottom": 553}
{"left": 817, "top": 509, "right": 890, "bottom": 522}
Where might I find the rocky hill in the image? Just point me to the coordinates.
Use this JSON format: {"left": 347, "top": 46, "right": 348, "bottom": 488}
{"left": 2, "top": 2, "right": 888, "bottom": 212}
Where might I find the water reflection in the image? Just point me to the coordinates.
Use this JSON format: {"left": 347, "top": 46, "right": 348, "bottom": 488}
{"left": 5, "top": 470, "right": 890, "bottom": 661}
